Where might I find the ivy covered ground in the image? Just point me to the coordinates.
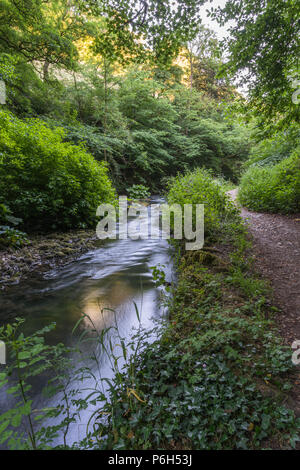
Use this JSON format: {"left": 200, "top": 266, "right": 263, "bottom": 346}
{"left": 95, "top": 173, "right": 300, "bottom": 450}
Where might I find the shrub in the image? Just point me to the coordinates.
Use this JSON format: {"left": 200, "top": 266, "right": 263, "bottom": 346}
{"left": 0, "top": 110, "right": 116, "bottom": 231}
{"left": 0, "top": 226, "right": 28, "bottom": 248}
{"left": 238, "top": 153, "right": 300, "bottom": 214}
{"left": 167, "top": 168, "right": 237, "bottom": 236}
{"left": 126, "top": 184, "right": 150, "bottom": 200}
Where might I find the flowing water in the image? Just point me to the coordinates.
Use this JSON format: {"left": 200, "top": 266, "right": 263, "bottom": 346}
{"left": 0, "top": 196, "right": 175, "bottom": 447}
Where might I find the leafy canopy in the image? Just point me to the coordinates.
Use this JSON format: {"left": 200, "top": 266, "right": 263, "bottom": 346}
{"left": 211, "top": 0, "right": 300, "bottom": 128}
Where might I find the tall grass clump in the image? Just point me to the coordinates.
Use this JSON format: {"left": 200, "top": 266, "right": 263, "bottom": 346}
{"left": 0, "top": 110, "right": 116, "bottom": 231}
{"left": 238, "top": 153, "right": 300, "bottom": 214}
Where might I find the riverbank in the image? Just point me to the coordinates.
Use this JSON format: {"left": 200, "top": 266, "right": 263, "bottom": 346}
{"left": 0, "top": 198, "right": 154, "bottom": 289}
{"left": 96, "top": 207, "right": 299, "bottom": 449}
{"left": 1, "top": 173, "right": 299, "bottom": 449}
{"left": 0, "top": 229, "right": 101, "bottom": 289}
{"left": 228, "top": 189, "right": 300, "bottom": 346}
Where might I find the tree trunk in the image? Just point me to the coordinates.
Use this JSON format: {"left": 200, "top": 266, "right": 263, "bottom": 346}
{"left": 43, "top": 61, "right": 50, "bottom": 81}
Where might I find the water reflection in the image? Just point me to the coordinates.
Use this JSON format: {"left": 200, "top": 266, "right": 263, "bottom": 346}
{"left": 0, "top": 197, "right": 174, "bottom": 447}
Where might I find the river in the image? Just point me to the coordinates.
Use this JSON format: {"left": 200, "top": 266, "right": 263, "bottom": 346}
{"left": 0, "top": 196, "right": 175, "bottom": 448}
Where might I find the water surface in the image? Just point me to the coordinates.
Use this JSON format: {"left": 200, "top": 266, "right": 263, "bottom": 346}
{"left": 0, "top": 197, "right": 174, "bottom": 447}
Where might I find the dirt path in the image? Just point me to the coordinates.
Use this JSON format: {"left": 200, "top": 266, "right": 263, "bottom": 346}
{"left": 228, "top": 189, "right": 300, "bottom": 346}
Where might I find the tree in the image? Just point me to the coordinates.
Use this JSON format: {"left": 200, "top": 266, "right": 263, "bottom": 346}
{"left": 210, "top": 0, "right": 300, "bottom": 128}
{"left": 0, "top": 0, "right": 88, "bottom": 70}
{"left": 185, "top": 25, "right": 219, "bottom": 89}
{"left": 183, "top": 25, "right": 236, "bottom": 100}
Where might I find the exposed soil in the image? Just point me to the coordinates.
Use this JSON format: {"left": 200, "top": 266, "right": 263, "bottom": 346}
{"left": 228, "top": 189, "right": 300, "bottom": 346}
{"left": 0, "top": 229, "right": 101, "bottom": 290}
{"left": 228, "top": 189, "right": 300, "bottom": 420}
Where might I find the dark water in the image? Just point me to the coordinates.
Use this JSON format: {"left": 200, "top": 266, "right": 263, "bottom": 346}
{"left": 0, "top": 197, "right": 174, "bottom": 447}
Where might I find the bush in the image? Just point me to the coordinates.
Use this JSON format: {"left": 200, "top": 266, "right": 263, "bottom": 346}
{"left": 126, "top": 184, "right": 150, "bottom": 200}
{"left": 238, "top": 153, "right": 300, "bottom": 214}
{"left": 244, "top": 125, "right": 299, "bottom": 168}
{"left": 0, "top": 110, "right": 116, "bottom": 231}
{"left": 167, "top": 168, "right": 237, "bottom": 236}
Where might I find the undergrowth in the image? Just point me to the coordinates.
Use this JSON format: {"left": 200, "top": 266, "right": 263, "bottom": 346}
{"left": 0, "top": 173, "right": 299, "bottom": 449}
{"left": 93, "top": 215, "right": 299, "bottom": 449}
{"left": 238, "top": 153, "right": 300, "bottom": 214}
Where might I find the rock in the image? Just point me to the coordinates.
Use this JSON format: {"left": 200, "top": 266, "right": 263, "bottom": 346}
{"left": 0, "top": 229, "right": 100, "bottom": 289}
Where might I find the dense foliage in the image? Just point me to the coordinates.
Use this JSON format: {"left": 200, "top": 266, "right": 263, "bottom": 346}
{"left": 0, "top": 110, "right": 116, "bottom": 231}
{"left": 238, "top": 153, "right": 300, "bottom": 214}
{"left": 167, "top": 168, "right": 237, "bottom": 235}
{"left": 0, "top": 0, "right": 252, "bottom": 207}
{"left": 0, "top": 0, "right": 202, "bottom": 69}
{"left": 244, "top": 125, "right": 299, "bottom": 168}
{"left": 213, "top": 0, "right": 300, "bottom": 129}
{"left": 0, "top": 0, "right": 298, "bottom": 214}
{"left": 237, "top": 123, "right": 300, "bottom": 214}
{"left": 51, "top": 70, "right": 250, "bottom": 191}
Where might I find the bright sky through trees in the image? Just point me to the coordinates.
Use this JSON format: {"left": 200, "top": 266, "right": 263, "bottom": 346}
{"left": 201, "top": 0, "right": 235, "bottom": 40}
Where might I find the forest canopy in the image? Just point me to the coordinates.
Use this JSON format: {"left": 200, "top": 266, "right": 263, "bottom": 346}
{"left": 0, "top": 0, "right": 299, "bottom": 234}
